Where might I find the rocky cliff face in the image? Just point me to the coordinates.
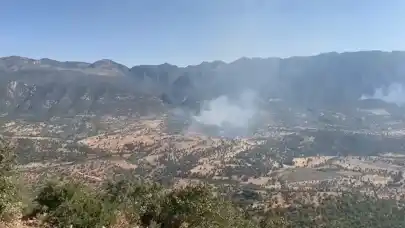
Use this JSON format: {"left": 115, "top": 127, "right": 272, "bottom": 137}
{"left": 2, "top": 51, "right": 405, "bottom": 119}
{"left": 0, "top": 79, "right": 163, "bottom": 119}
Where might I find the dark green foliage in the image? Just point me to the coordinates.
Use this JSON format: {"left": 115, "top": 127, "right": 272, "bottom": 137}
{"left": 29, "top": 179, "right": 255, "bottom": 228}
{"left": 34, "top": 180, "right": 78, "bottom": 213}
{"left": 46, "top": 187, "right": 116, "bottom": 228}
{"left": 3, "top": 169, "right": 405, "bottom": 228}
{"left": 104, "top": 179, "right": 164, "bottom": 225}
{"left": 156, "top": 184, "right": 256, "bottom": 228}
{"left": 0, "top": 139, "right": 16, "bottom": 176}
{"left": 29, "top": 178, "right": 405, "bottom": 228}
{"left": 31, "top": 180, "right": 117, "bottom": 228}
{"left": 259, "top": 194, "right": 405, "bottom": 228}
{"left": 0, "top": 139, "right": 21, "bottom": 221}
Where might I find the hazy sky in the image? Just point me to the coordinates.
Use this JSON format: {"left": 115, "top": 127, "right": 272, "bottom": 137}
{"left": 1, "top": 0, "right": 405, "bottom": 66}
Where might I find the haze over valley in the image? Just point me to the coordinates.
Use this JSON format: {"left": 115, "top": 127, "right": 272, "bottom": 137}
{"left": 1, "top": 51, "right": 405, "bottom": 195}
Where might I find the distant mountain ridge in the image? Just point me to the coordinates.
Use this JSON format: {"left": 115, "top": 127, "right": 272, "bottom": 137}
{"left": 1, "top": 51, "right": 405, "bottom": 118}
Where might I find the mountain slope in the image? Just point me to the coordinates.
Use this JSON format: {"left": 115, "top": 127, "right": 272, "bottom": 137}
{"left": 1, "top": 51, "right": 405, "bottom": 118}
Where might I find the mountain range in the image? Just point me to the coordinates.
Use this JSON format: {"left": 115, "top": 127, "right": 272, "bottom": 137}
{"left": 1, "top": 50, "right": 405, "bottom": 118}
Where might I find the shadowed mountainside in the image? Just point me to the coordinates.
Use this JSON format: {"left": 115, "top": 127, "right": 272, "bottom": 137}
{"left": 1, "top": 51, "right": 405, "bottom": 119}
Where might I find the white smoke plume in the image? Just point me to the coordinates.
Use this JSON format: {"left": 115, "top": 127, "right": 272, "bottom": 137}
{"left": 189, "top": 90, "right": 258, "bottom": 137}
{"left": 361, "top": 83, "right": 405, "bottom": 106}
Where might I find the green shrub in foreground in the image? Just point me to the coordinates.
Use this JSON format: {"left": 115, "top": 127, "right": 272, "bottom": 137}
{"left": 31, "top": 180, "right": 117, "bottom": 228}
{"left": 30, "top": 179, "right": 256, "bottom": 228}
{"left": 0, "top": 140, "right": 21, "bottom": 221}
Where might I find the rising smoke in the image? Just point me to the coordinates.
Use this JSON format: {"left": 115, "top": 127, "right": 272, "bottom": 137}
{"left": 361, "top": 83, "right": 405, "bottom": 106}
{"left": 188, "top": 90, "right": 258, "bottom": 138}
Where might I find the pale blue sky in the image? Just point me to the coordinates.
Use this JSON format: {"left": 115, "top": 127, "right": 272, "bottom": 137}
{"left": 1, "top": 0, "right": 405, "bottom": 66}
